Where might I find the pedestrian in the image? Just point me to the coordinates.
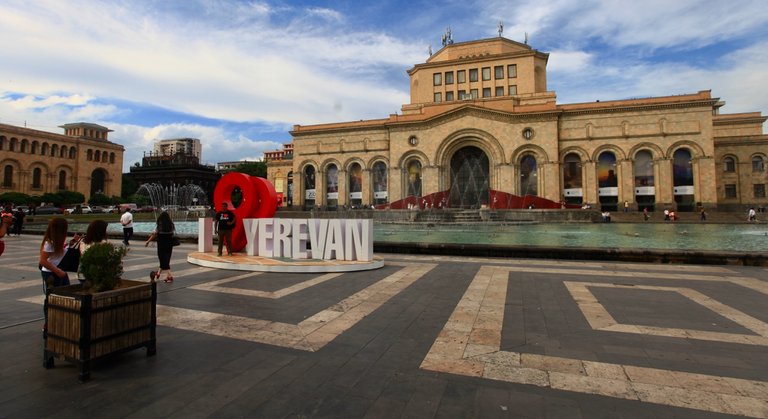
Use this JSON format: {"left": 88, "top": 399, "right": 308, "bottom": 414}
{"left": 145, "top": 211, "right": 176, "bottom": 282}
{"left": 663, "top": 208, "right": 670, "bottom": 221}
{"left": 12, "top": 207, "right": 25, "bottom": 235}
{"left": 700, "top": 208, "right": 707, "bottom": 221}
{"left": 623, "top": 201, "right": 629, "bottom": 212}
{"left": 669, "top": 210, "right": 677, "bottom": 221}
{"left": 643, "top": 207, "right": 649, "bottom": 221}
{"left": 748, "top": 207, "right": 757, "bottom": 222}
{"left": 120, "top": 207, "right": 133, "bottom": 246}
{"left": 39, "top": 218, "right": 81, "bottom": 292}
{"left": 214, "top": 202, "right": 236, "bottom": 256}
{"left": 0, "top": 211, "right": 12, "bottom": 256}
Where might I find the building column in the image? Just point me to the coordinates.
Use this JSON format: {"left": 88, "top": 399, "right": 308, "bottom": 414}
{"left": 389, "top": 166, "right": 403, "bottom": 202}
{"left": 619, "top": 158, "right": 634, "bottom": 209}
{"left": 338, "top": 169, "right": 347, "bottom": 207}
{"left": 422, "top": 165, "right": 440, "bottom": 196}
{"left": 542, "top": 161, "right": 559, "bottom": 202}
{"left": 495, "top": 163, "right": 514, "bottom": 192}
{"left": 656, "top": 158, "right": 674, "bottom": 209}
{"left": 694, "top": 156, "right": 716, "bottom": 208}
{"left": 362, "top": 168, "right": 371, "bottom": 206}
{"left": 583, "top": 160, "right": 597, "bottom": 205}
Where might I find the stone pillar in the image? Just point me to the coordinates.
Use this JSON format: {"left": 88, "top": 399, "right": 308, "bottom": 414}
{"left": 583, "top": 160, "right": 597, "bottom": 206}
{"left": 389, "top": 167, "right": 403, "bottom": 203}
{"left": 656, "top": 158, "right": 674, "bottom": 209}
{"left": 694, "top": 156, "right": 716, "bottom": 208}
{"left": 422, "top": 165, "right": 440, "bottom": 196}
{"left": 338, "top": 169, "right": 347, "bottom": 207}
{"left": 619, "top": 158, "right": 634, "bottom": 209}
{"left": 542, "top": 161, "right": 559, "bottom": 202}
{"left": 362, "top": 168, "right": 371, "bottom": 207}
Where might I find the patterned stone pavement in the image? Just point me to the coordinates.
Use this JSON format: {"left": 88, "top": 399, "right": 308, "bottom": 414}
{"left": 1, "top": 234, "right": 767, "bottom": 418}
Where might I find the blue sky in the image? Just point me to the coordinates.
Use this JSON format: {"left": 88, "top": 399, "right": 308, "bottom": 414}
{"left": 2, "top": 0, "right": 767, "bottom": 172}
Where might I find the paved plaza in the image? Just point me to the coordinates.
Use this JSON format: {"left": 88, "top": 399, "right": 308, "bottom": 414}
{"left": 1, "top": 234, "right": 768, "bottom": 418}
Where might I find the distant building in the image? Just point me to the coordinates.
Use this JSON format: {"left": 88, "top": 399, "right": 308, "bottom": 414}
{"left": 154, "top": 138, "right": 202, "bottom": 160}
{"left": 0, "top": 122, "right": 124, "bottom": 200}
{"left": 128, "top": 140, "right": 219, "bottom": 204}
{"left": 269, "top": 36, "right": 768, "bottom": 211}
{"left": 264, "top": 143, "right": 293, "bottom": 206}
{"left": 216, "top": 159, "right": 263, "bottom": 172}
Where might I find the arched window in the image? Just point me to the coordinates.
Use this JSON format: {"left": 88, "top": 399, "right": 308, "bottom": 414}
{"left": 597, "top": 151, "right": 618, "bottom": 210}
{"left": 41, "top": 143, "right": 49, "bottom": 156}
{"left": 405, "top": 159, "right": 422, "bottom": 197}
{"left": 31, "top": 141, "right": 39, "bottom": 154}
{"left": 58, "top": 170, "right": 67, "bottom": 190}
{"left": 326, "top": 164, "right": 339, "bottom": 208}
{"left": 348, "top": 162, "right": 362, "bottom": 206}
{"left": 519, "top": 154, "right": 537, "bottom": 196}
{"left": 303, "top": 166, "right": 316, "bottom": 209}
{"left": 672, "top": 148, "right": 695, "bottom": 211}
{"left": 32, "top": 168, "right": 42, "bottom": 189}
{"left": 51, "top": 144, "right": 59, "bottom": 157}
{"left": 87, "top": 149, "right": 93, "bottom": 161}
{"left": 562, "top": 153, "right": 582, "bottom": 204}
{"left": 102, "top": 151, "right": 108, "bottom": 162}
{"left": 21, "top": 139, "right": 28, "bottom": 153}
{"left": 634, "top": 150, "right": 655, "bottom": 211}
{"left": 752, "top": 156, "right": 765, "bottom": 172}
{"left": 69, "top": 148, "right": 77, "bottom": 159}
{"left": 372, "top": 161, "right": 388, "bottom": 205}
{"left": 724, "top": 157, "right": 736, "bottom": 172}
{"left": 10, "top": 138, "right": 17, "bottom": 151}
{"left": 110, "top": 152, "right": 115, "bottom": 164}
{"left": 3, "top": 165, "right": 13, "bottom": 187}
{"left": 60, "top": 146, "right": 67, "bottom": 158}
{"left": 0, "top": 136, "right": 4, "bottom": 150}
{"left": 94, "top": 150, "right": 101, "bottom": 162}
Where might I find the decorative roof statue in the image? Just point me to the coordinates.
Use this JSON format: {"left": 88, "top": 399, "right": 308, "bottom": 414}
{"left": 498, "top": 21, "right": 503, "bottom": 37}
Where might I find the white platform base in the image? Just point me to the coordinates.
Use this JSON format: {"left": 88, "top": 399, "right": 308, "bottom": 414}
{"left": 187, "top": 252, "right": 385, "bottom": 273}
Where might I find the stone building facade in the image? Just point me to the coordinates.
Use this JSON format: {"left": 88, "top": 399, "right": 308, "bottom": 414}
{"left": 0, "top": 122, "right": 124, "bottom": 200}
{"left": 268, "top": 37, "right": 767, "bottom": 212}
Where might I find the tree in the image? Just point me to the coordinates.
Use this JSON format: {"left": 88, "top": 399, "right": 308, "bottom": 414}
{"left": 122, "top": 174, "right": 138, "bottom": 199}
{"left": 232, "top": 161, "right": 267, "bottom": 178}
{"left": 0, "top": 192, "right": 31, "bottom": 206}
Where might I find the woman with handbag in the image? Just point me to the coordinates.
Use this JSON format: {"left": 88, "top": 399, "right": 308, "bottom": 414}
{"left": 145, "top": 211, "right": 176, "bottom": 283}
{"left": 39, "top": 217, "right": 81, "bottom": 293}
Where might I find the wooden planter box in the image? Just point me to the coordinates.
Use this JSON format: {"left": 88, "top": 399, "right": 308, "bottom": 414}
{"left": 44, "top": 280, "right": 157, "bottom": 382}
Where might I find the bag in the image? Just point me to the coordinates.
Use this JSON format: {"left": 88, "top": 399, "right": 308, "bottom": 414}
{"left": 57, "top": 239, "right": 82, "bottom": 272}
{"left": 171, "top": 236, "right": 181, "bottom": 247}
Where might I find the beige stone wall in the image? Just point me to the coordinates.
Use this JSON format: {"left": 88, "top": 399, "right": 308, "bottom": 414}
{"left": 0, "top": 124, "right": 123, "bottom": 200}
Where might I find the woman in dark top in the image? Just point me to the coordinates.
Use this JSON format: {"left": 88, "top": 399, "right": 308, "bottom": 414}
{"left": 144, "top": 211, "right": 175, "bottom": 283}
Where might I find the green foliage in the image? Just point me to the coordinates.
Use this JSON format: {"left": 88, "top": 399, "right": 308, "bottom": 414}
{"left": 80, "top": 243, "right": 127, "bottom": 292}
{"left": 127, "top": 194, "right": 150, "bottom": 207}
{"left": 121, "top": 174, "right": 138, "bottom": 199}
{"left": 89, "top": 193, "right": 113, "bottom": 206}
{"left": 0, "top": 192, "right": 31, "bottom": 205}
{"left": 232, "top": 161, "right": 267, "bottom": 178}
{"left": 39, "top": 191, "right": 86, "bottom": 206}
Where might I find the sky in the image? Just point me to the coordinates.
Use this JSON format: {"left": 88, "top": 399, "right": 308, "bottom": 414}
{"left": 2, "top": 0, "right": 767, "bottom": 172}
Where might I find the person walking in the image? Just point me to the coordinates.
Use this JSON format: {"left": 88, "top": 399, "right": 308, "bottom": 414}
{"left": 748, "top": 207, "right": 757, "bottom": 222}
{"left": 0, "top": 211, "right": 12, "bottom": 256}
{"left": 12, "top": 207, "right": 25, "bottom": 236}
{"left": 700, "top": 208, "right": 707, "bottom": 221}
{"left": 643, "top": 207, "right": 650, "bottom": 221}
{"left": 214, "top": 202, "right": 236, "bottom": 256}
{"left": 120, "top": 207, "right": 134, "bottom": 246}
{"left": 145, "top": 211, "right": 176, "bottom": 283}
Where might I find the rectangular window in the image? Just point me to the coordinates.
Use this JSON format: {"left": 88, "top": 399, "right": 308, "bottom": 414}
{"left": 482, "top": 87, "right": 491, "bottom": 98}
{"left": 725, "top": 184, "right": 737, "bottom": 198}
{"left": 433, "top": 73, "right": 442, "bottom": 86}
{"left": 457, "top": 70, "right": 466, "bottom": 83}
{"left": 482, "top": 67, "right": 491, "bottom": 81}
{"left": 446, "top": 91, "right": 454, "bottom": 101}
{"left": 445, "top": 71, "right": 454, "bottom": 85}
{"left": 509, "top": 85, "right": 518, "bottom": 95}
{"left": 458, "top": 90, "right": 467, "bottom": 99}
{"left": 495, "top": 86, "right": 504, "bottom": 96}
{"left": 470, "top": 89, "right": 478, "bottom": 99}
{"left": 724, "top": 158, "right": 736, "bottom": 172}
{"left": 434, "top": 92, "right": 442, "bottom": 102}
{"left": 495, "top": 65, "right": 504, "bottom": 79}
{"left": 469, "top": 68, "right": 478, "bottom": 82}
{"left": 508, "top": 64, "right": 517, "bottom": 78}
{"left": 755, "top": 184, "right": 766, "bottom": 198}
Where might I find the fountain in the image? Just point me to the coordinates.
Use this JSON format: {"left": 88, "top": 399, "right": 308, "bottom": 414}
{"left": 136, "top": 183, "right": 208, "bottom": 221}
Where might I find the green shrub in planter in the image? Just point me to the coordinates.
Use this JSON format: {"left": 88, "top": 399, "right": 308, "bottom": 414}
{"left": 80, "top": 243, "right": 127, "bottom": 292}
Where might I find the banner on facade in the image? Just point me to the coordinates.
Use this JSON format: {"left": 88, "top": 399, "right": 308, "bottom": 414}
{"left": 635, "top": 186, "right": 655, "bottom": 196}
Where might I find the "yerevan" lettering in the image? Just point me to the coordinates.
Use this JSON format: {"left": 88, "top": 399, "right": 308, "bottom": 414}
{"left": 242, "top": 218, "right": 373, "bottom": 261}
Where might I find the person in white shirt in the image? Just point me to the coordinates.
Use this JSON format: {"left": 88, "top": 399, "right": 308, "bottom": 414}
{"left": 120, "top": 208, "right": 134, "bottom": 246}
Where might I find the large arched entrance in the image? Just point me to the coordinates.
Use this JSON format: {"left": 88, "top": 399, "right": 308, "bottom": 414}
{"left": 90, "top": 169, "right": 106, "bottom": 196}
{"left": 449, "top": 146, "right": 489, "bottom": 208}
